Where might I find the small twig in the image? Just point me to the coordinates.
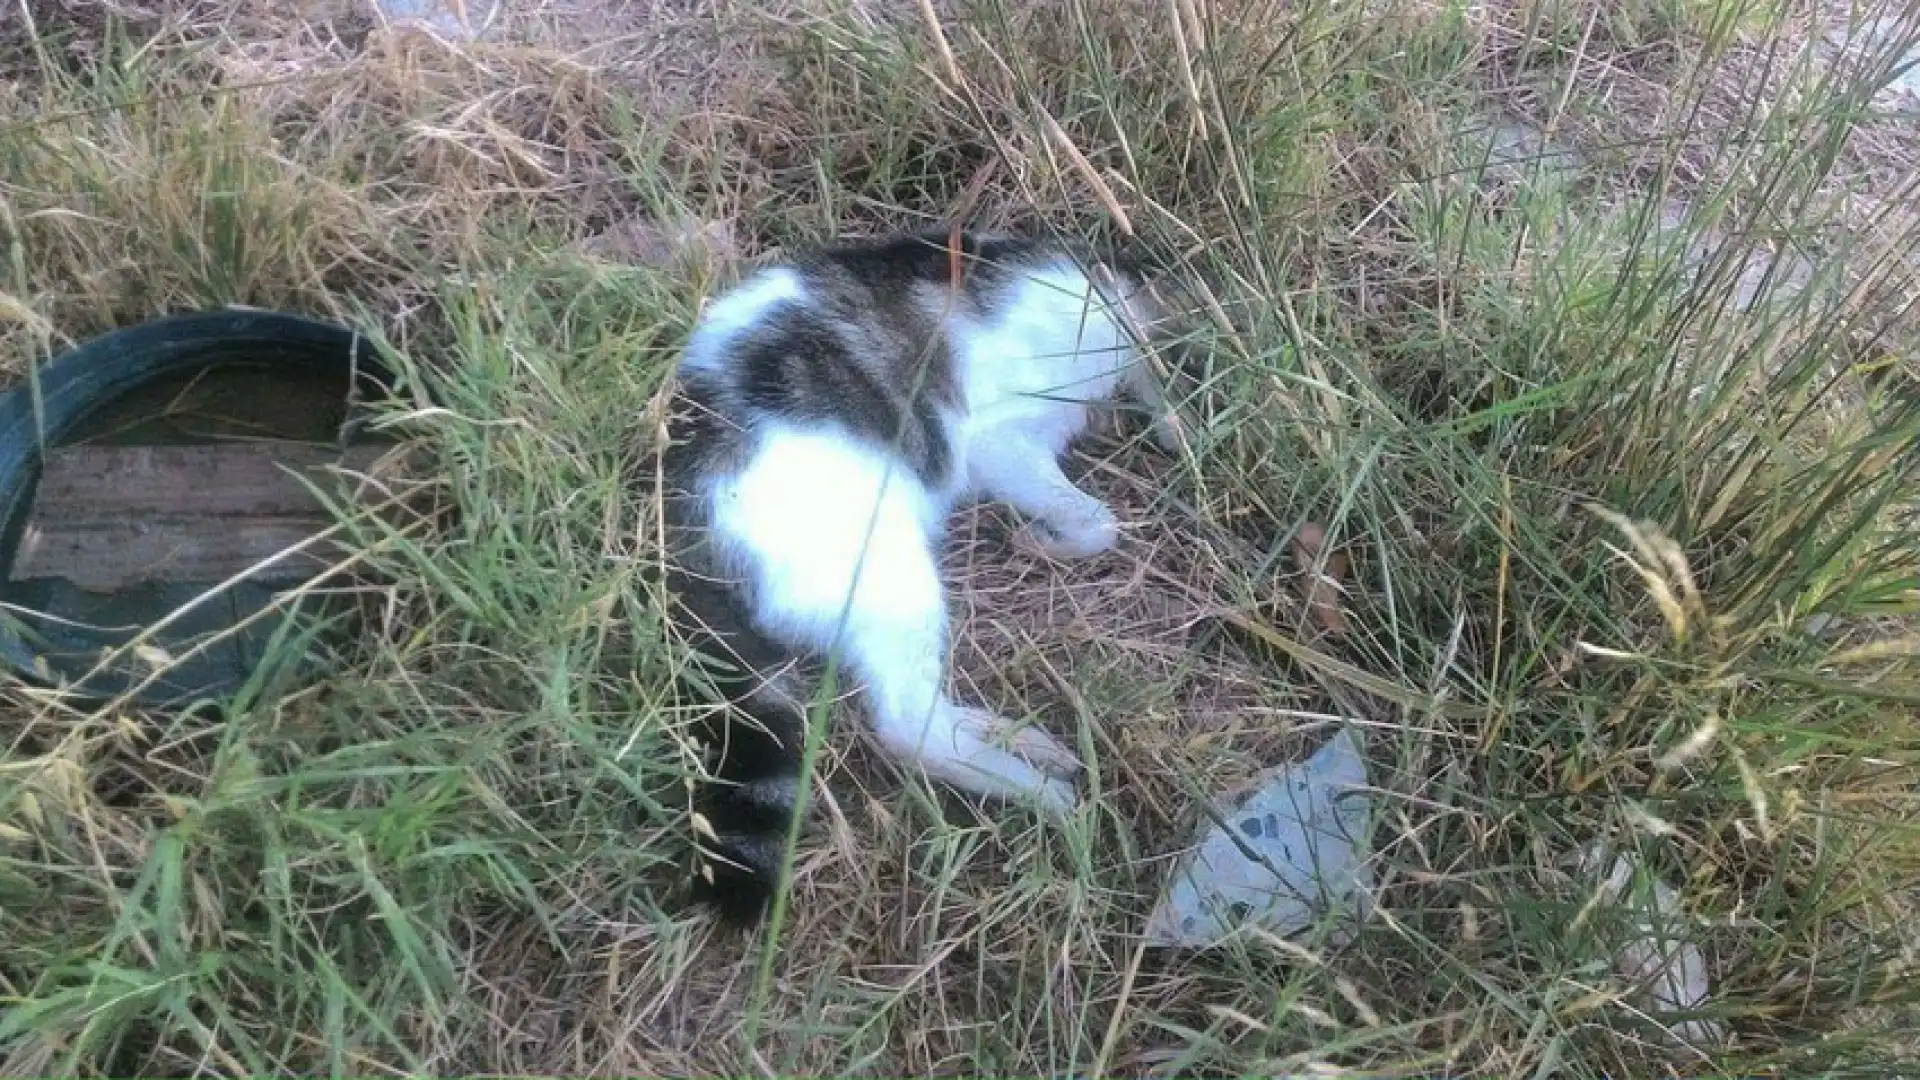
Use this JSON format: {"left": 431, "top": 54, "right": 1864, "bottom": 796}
{"left": 1039, "top": 109, "right": 1133, "bottom": 236}
{"left": 916, "top": 0, "right": 964, "bottom": 89}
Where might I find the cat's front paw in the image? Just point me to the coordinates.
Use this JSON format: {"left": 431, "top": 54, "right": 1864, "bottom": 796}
{"left": 999, "top": 718, "right": 1085, "bottom": 781}
{"left": 1021, "top": 500, "right": 1120, "bottom": 560}
{"left": 949, "top": 707, "right": 1085, "bottom": 819}
{"left": 1035, "top": 774, "right": 1080, "bottom": 820}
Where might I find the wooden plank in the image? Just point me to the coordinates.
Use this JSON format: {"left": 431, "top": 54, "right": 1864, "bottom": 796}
{"left": 11, "top": 443, "right": 393, "bottom": 591}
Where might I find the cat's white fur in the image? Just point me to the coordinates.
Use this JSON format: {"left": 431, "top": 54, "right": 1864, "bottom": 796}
{"left": 689, "top": 258, "right": 1172, "bottom": 816}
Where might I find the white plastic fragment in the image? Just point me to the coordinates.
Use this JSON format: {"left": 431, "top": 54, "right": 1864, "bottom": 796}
{"left": 1144, "top": 726, "right": 1374, "bottom": 948}
{"left": 374, "top": 0, "right": 503, "bottom": 39}
{"left": 1582, "top": 843, "right": 1724, "bottom": 1045}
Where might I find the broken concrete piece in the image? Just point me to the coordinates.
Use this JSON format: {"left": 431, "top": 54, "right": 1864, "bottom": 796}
{"left": 1648, "top": 199, "right": 1818, "bottom": 312}
{"left": 1821, "top": 14, "right": 1920, "bottom": 110}
{"left": 1144, "top": 726, "right": 1374, "bottom": 948}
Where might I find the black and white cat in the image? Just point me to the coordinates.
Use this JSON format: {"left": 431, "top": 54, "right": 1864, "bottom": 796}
{"left": 660, "top": 231, "right": 1183, "bottom": 920}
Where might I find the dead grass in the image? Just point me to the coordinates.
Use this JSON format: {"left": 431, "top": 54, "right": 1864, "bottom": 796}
{"left": 3, "top": 0, "right": 1920, "bottom": 1075}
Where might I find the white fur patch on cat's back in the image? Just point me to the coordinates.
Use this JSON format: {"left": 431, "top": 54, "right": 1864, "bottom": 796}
{"left": 681, "top": 268, "right": 807, "bottom": 374}
{"left": 710, "top": 425, "right": 943, "bottom": 647}
{"left": 955, "top": 262, "right": 1136, "bottom": 447}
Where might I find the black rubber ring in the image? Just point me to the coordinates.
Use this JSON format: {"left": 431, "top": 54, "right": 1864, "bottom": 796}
{"left": 0, "top": 309, "right": 393, "bottom": 705}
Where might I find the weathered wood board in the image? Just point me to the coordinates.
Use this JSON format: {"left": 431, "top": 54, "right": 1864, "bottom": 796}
{"left": 10, "top": 443, "right": 391, "bottom": 591}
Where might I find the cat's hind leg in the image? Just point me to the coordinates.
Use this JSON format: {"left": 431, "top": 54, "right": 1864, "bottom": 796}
{"left": 815, "top": 521, "right": 1081, "bottom": 815}
{"left": 849, "top": 599, "right": 1083, "bottom": 818}
{"left": 716, "top": 430, "right": 1081, "bottom": 817}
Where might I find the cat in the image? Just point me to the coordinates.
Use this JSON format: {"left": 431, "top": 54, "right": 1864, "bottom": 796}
{"left": 658, "top": 230, "right": 1184, "bottom": 921}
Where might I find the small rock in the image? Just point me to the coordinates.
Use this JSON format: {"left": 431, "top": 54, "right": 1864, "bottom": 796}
{"left": 575, "top": 214, "right": 739, "bottom": 272}
{"left": 1474, "top": 112, "right": 1584, "bottom": 184}
{"left": 1144, "top": 726, "right": 1374, "bottom": 948}
{"left": 1291, "top": 522, "right": 1349, "bottom": 637}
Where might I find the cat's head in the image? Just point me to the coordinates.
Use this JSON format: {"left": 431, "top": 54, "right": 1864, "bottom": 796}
{"left": 1088, "top": 257, "right": 1214, "bottom": 356}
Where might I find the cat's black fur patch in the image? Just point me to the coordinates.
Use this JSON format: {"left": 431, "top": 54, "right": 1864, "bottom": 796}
{"left": 731, "top": 305, "right": 954, "bottom": 485}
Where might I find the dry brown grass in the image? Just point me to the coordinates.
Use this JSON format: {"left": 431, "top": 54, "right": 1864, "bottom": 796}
{"left": 4, "top": 0, "right": 1920, "bottom": 1075}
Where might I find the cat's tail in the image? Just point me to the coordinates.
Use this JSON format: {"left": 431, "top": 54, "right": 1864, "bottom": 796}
{"left": 665, "top": 569, "right": 810, "bottom": 924}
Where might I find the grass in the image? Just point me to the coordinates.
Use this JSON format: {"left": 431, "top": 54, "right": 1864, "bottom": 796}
{"left": 3, "top": 0, "right": 1920, "bottom": 1074}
